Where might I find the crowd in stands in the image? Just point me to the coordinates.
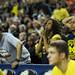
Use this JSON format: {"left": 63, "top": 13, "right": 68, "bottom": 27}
{"left": 0, "top": 0, "right": 75, "bottom": 64}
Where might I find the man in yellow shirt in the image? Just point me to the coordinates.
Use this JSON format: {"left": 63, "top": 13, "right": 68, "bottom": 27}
{"left": 47, "top": 40, "right": 75, "bottom": 75}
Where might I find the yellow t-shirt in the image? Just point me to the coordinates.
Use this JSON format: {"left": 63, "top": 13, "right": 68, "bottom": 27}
{"left": 11, "top": 3, "right": 18, "bottom": 16}
{"left": 51, "top": 8, "right": 69, "bottom": 21}
{"left": 52, "top": 60, "right": 75, "bottom": 75}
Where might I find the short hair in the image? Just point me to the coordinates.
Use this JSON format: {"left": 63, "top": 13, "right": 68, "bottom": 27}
{"left": 50, "top": 40, "right": 69, "bottom": 59}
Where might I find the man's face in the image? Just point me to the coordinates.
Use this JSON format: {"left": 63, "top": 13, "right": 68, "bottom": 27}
{"left": 47, "top": 46, "right": 61, "bottom": 65}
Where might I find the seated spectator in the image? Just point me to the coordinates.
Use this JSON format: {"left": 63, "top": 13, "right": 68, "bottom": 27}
{"left": 62, "top": 16, "right": 75, "bottom": 59}
{"left": 8, "top": 24, "right": 19, "bottom": 38}
{"left": 0, "top": 25, "right": 31, "bottom": 68}
{"left": 25, "top": 33, "right": 39, "bottom": 64}
{"left": 19, "top": 32, "right": 27, "bottom": 44}
{"left": 35, "top": 18, "right": 61, "bottom": 64}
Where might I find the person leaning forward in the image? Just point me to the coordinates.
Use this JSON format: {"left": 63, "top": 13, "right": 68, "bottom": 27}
{"left": 0, "top": 25, "right": 31, "bottom": 68}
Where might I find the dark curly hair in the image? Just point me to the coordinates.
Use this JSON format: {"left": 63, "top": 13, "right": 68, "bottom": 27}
{"left": 44, "top": 18, "right": 61, "bottom": 38}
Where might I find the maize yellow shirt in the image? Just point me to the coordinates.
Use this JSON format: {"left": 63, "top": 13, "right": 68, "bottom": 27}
{"left": 51, "top": 8, "right": 69, "bottom": 21}
{"left": 52, "top": 60, "right": 75, "bottom": 75}
{"left": 11, "top": 3, "right": 18, "bottom": 16}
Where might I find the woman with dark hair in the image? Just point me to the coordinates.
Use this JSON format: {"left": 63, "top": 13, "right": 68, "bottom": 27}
{"left": 35, "top": 18, "right": 61, "bottom": 64}
{"left": 44, "top": 18, "right": 61, "bottom": 38}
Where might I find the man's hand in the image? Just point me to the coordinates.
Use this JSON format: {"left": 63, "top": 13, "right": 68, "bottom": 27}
{"left": 12, "top": 60, "right": 19, "bottom": 69}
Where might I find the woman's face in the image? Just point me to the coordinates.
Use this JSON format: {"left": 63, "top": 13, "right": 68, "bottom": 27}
{"left": 45, "top": 20, "right": 53, "bottom": 31}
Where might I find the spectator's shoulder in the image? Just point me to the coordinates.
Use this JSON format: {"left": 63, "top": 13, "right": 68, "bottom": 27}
{"left": 4, "top": 33, "right": 13, "bottom": 37}
{"left": 4, "top": 33, "right": 16, "bottom": 40}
